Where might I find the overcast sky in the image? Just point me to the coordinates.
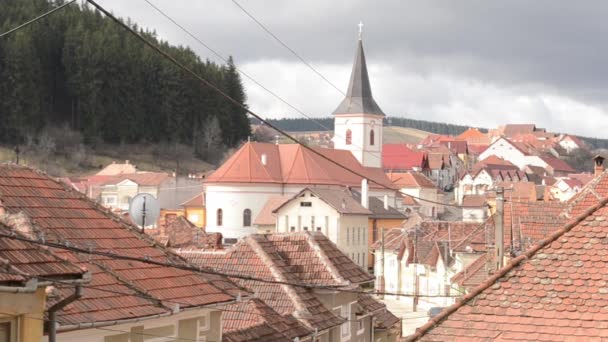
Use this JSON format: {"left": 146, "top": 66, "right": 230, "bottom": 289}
{"left": 97, "top": 0, "right": 608, "bottom": 138}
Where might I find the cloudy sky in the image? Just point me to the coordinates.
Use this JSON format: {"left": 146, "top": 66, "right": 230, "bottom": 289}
{"left": 97, "top": 0, "right": 608, "bottom": 138}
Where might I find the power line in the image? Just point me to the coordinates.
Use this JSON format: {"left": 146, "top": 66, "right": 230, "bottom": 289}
{"left": 0, "top": 0, "right": 77, "bottom": 38}
{"left": 230, "top": 0, "right": 346, "bottom": 97}
{"left": 0, "top": 230, "right": 462, "bottom": 298}
{"left": 85, "top": 0, "right": 471, "bottom": 211}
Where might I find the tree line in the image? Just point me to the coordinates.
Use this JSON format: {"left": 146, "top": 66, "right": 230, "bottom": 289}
{"left": 0, "top": 0, "right": 250, "bottom": 157}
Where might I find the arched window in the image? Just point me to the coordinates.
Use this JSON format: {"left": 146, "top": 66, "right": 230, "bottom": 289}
{"left": 345, "top": 129, "right": 352, "bottom": 145}
{"left": 217, "top": 209, "right": 223, "bottom": 226}
{"left": 370, "top": 129, "right": 375, "bottom": 146}
{"left": 243, "top": 209, "right": 252, "bottom": 227}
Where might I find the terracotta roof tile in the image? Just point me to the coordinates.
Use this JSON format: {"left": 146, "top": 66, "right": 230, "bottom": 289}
{"left": 387, "top": 172, "right": 436, "bottom": 189}
{"left": 410, "top": 196, "right": 608, "bottom": 341}
{"left": 0, "top": 165, "right": 240, "bottom": 328}
{"left": 180, "top": 232, "right": 368, "bottom": 331}
{"left": 207, "top": 142, "right": 396, "bottom": 190}
{"left": 382, "top": 144, "right": 428, "bottom": 171}
{"left": 222, "top": 299, "right": 311, "bottom": 342}
{"left": 253, "top": 196, "right": 290, "bottom": 225}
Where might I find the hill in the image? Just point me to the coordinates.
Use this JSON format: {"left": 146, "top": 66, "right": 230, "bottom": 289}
{"left": 383, "top": 126, "right": 431, "bottom": 144}
{"left": 0, "top": 0, "right": 250, "bottom": 159}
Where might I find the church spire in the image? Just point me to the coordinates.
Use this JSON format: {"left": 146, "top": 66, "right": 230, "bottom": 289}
{"left": 333, "top": 22, "right": 385, "bottom": 116}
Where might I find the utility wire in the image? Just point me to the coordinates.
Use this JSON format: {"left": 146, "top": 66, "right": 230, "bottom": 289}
{"left": 0, "top": 0, "right": 77, "bottom": 38}
{"left": 230, "top": 0, "right": 346, "bottom": 97}
{"left": 84, "top": 0, "right": 468, "bottom": 210}
{"left": 0, "top": 230, "right": 462, "bottom": 298}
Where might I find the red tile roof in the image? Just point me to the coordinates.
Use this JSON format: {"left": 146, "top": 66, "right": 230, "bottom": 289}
{"left": 180, "top": 192, "right": 205, "bottom": 207}
{"left": 382, "top": 144, "right": 428, "bottom": 171}
{"left": 223, "top": 299, "right": 312, "bottom": 342}
{"left": 438, "top": 140, "right": 468, "bottom": 155}
{"left": 253, "top": 195, "right": 290, "bottom": 225}
{"left": 386, "top": 172, "right": 436, "bottom": 189}
{"left": 0, "top": 165, "right": 240, "bottom": 328}
{"left": 273, "top": 188, "right": 371, "bottom": 216}
{"left": 455, "top": 128, "right": 490, "bottom": 145}
{"left": 462, "top": 195, "right": 487, "bottom": 208}
{"left": 539, "top": 156, "right": 576, "bottom": 173}
{"left": 180, "top": 232, "right": 373, "bottom": 331}
{"left": 207, "top": 142, "right": 396, "bottom": 190}
{"left": 0, "top": 214, "right": 86, "bottom": 285}
{"left": 467, "top": 144, "right": 489, "bottom": 156}
{"left": 357, "top": 294, "right": 400, "bottom": 330}
{"left": 450, "top": 253, "right": 489, "bottom": 291}
{"left": 409, "top": 196, "right": 608, "bottom": 341}
{"left": 502, "top": 123, "right": 537, "bottom": 137}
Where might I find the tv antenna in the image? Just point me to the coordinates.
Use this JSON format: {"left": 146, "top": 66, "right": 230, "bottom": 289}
{"left": 128, "top": 193, "right": 160, "bottom": 231}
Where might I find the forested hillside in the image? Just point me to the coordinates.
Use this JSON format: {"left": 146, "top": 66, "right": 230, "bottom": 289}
{"left": 257, "top": 117, "right": 485, "bottom": 136}
{"left": 0, "top": 0, "right": 250, "bottom": 155}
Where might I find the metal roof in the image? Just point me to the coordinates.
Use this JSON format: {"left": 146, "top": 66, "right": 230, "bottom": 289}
{"left": 333, "top": 39, "right": 385, "bottom": 116}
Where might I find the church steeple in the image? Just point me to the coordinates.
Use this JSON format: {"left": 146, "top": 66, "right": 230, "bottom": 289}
{"left": 333, "top": 24, "right": 385, "bottom": 117}
{"left": 332, "top": 23, "right": 384, "bottom": 169}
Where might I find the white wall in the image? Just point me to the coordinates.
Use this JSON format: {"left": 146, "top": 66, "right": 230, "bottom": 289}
{"left": 479, "top": 138, "right": 527, "bottom": 169}
{"left": 334, "top": 114, "right": 383, "bottom": 168}
{"left": 275, "top": 189, "right": 369, "bottom": 269}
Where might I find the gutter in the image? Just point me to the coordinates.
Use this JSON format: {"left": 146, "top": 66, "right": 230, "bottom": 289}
{"left": 48, "top": 285, "right": 82, "bottom": 342}
{"left": 0, "top": 273, "right": 91, "bottom": 294}
{"left": 56, "top": 297, "right": 240, "bottom": 332}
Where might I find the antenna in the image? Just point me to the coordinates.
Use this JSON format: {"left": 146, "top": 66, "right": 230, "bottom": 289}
{"left": 128, "top": 193, "right": 160, "bottom": 231}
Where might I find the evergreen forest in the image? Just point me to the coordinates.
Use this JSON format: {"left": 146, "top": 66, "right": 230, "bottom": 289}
{"left": 0, "top": 0, "right": 251, "bottom": 155}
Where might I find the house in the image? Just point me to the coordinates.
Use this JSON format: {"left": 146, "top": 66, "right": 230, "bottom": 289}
{"left": 461, "top": 195, "right": 488, "bottom": 222}
{"left": 455, "top": 156, "right": 527, "bottom": 205}
{"left": 95, "top": 160, "right": 137, "bottom": 175}
{"left": 146, "top": 215, "right": 222, "bottom": 249}
{"left": 180, "top": 232, "right": 400, "bottom": 342}
{"left": 386, "top": 172, "right": 443, "bottom": 218}
{"left": 0, "top": 213, "right": 88, "bottom": 342}
{"left": 558, "top": 134, "right": 586, "bottom": 153}
{"left": 273, "top": 187, "right": 372, "bottom": 269}
{"left": 180, "top": 192, "right": 205, "bottom": 227}
{"left": 538, "top": 155, "right": 576, "bottom": 176}
{"left": 406, "top": 179, "right": 608, "bottom": 341}
{"left": 478, "top": 137, "right": 533, "bottom": 170}
{"left": 422, "top": 145, "right": 463, "bottom": 191}
{"left": 253, "top": 195, "right": 290, "bottom": 234}
{"left": 0, "top": 164, "right": 242, "bottom": 342}
{"left": 455, "top": 128, "right": 490, "bottom": 146}
{"left": 372, "top": 221, "right": 481, "bottom": 311}
{"left": 157, "top": 176, "right": 205, "bottom": 223}
{"left": 382, "top": 144, "right": 429, "bottom": 172}
{"left": 349, "top": 190, "right": 406, "bottom": 268}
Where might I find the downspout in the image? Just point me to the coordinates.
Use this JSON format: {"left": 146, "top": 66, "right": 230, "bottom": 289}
{"left": 48, "top": 285, "right": 82, "bottom": 342}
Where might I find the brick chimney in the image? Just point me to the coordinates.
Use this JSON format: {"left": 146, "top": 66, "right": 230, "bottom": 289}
{"left": 594, "top": 155, "right": 605, "bottom": 177}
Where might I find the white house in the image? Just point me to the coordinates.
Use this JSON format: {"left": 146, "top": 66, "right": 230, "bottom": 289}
{"left": 558, "top": 134, "right": 585, "bottom": 153}
{"left": 273, "top": 187, "right": 371, "bottom": 269}
{"left": 386, "top": 172, "right": 444, "bottom": 218}
{"left": 478, "top": 137, "right": 531, "bottom": 170}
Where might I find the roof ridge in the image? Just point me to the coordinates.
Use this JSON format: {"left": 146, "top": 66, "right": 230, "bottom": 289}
{"left": 303, "top": 232, "right": 350, "bottom": 286}
{"left": 244, "top": 235, "right": 316, "bottom": 330}
{"left": 407, "top": 195, "right": 608, "bottom": 341}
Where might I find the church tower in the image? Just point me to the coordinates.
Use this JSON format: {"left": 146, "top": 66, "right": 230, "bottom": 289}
{"left": 333, "top": 22, "right": 385, "bottom": 168}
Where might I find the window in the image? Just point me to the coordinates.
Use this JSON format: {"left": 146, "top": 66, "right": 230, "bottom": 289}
{"left": 346, "top": 129, "right": 352, "bottom": 145}
{"left": 341, "top": 304, "right": 351, "bottom": 338}
{"left": 300, "top": 201, "right": 312, "bottom": 207}
{"left": 303, "top": 227, "right": 308, "bottom": 231}
{"left": 188, "top": 214, "right": 200, "bottom": 223}
{"left": 216, "top": 209, "right": 223, "bottom": 226}
{"left": 290, "top": 226, "right": 296, "bottom": 232}
{"left": 316, "top": 227, "right": 322, "bottom": 232}
{"left": 370, "top": 129, "right": 375, "bottom": 146}
{"left": 0, "top": 320, "right": 14, "bottom": 342}
{"left": 103, "top": 195, "right": 117, "bottom": 206}
{"left": 243, "top": 209, "right": 252, "bottom": 227}
{"left": 357, "top": 319, "right": 365, "bottom": 335}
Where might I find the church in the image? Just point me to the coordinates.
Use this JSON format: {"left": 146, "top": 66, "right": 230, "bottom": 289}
{"left": 204, "top": 27, "right": 397, "bottom": 247}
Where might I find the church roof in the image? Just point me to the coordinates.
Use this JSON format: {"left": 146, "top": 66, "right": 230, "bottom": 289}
{"left": 333, "top": 39, "right": 385, "bottom": 116}
{"left": 206, "top": 142, "right": 397, "bottom": 190}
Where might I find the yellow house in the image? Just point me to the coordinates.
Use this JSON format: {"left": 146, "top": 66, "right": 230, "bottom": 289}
{"left": 181, "top": 193, "right": 205, "bottom": 228}
{"left": 0, "top": 213, "right": 88, "bottom": 342}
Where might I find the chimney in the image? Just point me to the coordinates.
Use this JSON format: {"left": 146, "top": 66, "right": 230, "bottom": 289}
{"left": 125, "top": 160, "right": 130, "bottom": 165}
{"left": 383, "top": 194, "right": 389, "bottom": 210}
{"left": 594, "top": 155, "right": 605, "bottom": 177}
{"left": 494, "top": 187, "right": 505, "bottom": 271}
{"left": 361, "top": 179, "right": 369, "bottom": 209}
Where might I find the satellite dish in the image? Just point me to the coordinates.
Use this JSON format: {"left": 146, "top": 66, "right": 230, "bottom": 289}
{"left": 128, "top": 193, "right": 160, "bottom": 229}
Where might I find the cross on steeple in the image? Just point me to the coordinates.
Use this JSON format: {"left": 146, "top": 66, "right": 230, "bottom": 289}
{"left": 358, "top": 21, "right": 364, "bottom": 40}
